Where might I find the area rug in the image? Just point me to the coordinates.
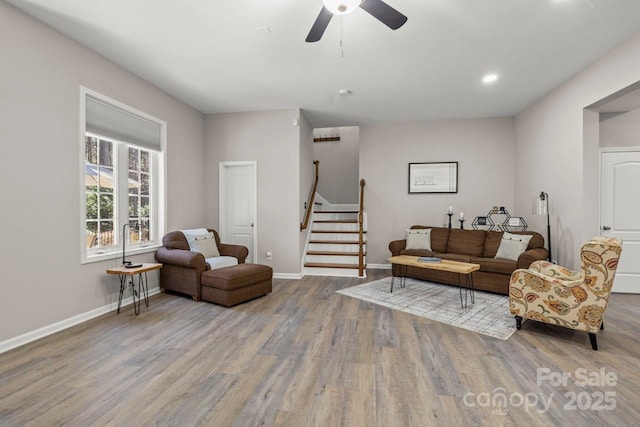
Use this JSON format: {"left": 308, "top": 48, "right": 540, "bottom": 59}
{"left": 336, "top": 277, "right": 516, "bottom": 340}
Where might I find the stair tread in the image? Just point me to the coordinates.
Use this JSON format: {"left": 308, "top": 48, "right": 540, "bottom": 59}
{"left": 314, "top": 210, "right": 358, "bottom": 214}
{"left": 314, "top": 219, "right": 358, "bottom": 223}
{"left": 307, "top": 251, "right": 367, "bottom": 256}
{"left": 304, "top": 262, "right": 366, "bottom": 269}
{"left": 309, "top": 240, "right": 365, "bottom": 244}
{"left": 312, "top": 230, "right": 367, "bottom": 234}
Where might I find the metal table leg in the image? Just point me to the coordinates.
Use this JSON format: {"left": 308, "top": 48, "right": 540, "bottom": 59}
{"left": 130, "top": 276, "right": 140, "bottom": 315}
{"left": 117, "top": 273, "right": 147, "bottom": 315}
{"left": 117, "top": 275, "right": 126, "bottom": 313}
{"left": 109, "top": 263, "right": 160, "bottom": 316}
{"left": 139, "top": 272, "right": 150, "bottom": 307}
{"left": 457, "top": 273, "right": 475, "bottom": 309}
{"left": 458, "top": 273, "right": 465, "bottom": 309}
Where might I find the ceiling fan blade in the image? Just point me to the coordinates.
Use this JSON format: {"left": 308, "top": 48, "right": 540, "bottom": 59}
{"left": 360, "top": 0, "right": 407, "bottom": 30}
{"left": 306, "top": 7, "right": 333, "bottom": 42}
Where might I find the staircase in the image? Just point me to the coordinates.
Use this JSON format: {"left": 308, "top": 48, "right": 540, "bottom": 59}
{"left": 303, "top": 206, "right": 367, "bottom": 277}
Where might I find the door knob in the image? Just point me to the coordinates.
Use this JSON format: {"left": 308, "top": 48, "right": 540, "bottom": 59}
{"left": 251, "top": 223, "right": 254, "bottom": 227}
{"left": 602, "top": 225, "right": 611, "bottom": 231}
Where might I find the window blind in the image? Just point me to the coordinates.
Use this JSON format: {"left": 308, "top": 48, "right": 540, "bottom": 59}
{"left": 85, "top": 94, "right": 162, "bottom": 151}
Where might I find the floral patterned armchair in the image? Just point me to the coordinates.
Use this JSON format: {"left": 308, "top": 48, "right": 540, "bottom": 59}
{"left": 509, "top": 236, "right": 622, "bottom": 350}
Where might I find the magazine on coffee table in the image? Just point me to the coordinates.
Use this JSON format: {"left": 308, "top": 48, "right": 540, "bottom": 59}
{"left": 417, "top": 256, "right": 442, "bottom": 263}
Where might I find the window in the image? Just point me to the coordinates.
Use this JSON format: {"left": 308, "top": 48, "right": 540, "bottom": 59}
{"left": 81, "top": 88, "right": 165, "bottom": 263}
{"left": 85, "top": 136, "right": 115, "bottom": 249}
{"left": 127, "top": 146, "right": 152, "bottom": 245}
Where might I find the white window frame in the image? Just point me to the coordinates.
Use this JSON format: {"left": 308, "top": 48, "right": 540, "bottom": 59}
{"left": 80, "top": 87, "right": 166, "bottom": 264}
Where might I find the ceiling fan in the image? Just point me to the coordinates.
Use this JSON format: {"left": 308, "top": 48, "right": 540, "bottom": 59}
{"left": 306, "top": 0, "right": 407, "bottom": 42}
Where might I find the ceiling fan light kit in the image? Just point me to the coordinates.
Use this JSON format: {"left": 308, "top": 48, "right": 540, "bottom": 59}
{"left": 306, "top": 0, "right": 407, "bottom": 43}
{"left": 322, "top": 0, "right": 362, "bottom": 15}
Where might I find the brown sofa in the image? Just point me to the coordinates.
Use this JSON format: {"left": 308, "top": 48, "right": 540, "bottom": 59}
{"left": 388, "top": 226, "right": 548, "bottom": 294}
{"left": 155, "top": 229, "right": 249, "bottom": 301}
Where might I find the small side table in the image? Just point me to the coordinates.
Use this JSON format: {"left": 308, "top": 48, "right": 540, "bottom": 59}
{"left": 106, "top": 263, "right": 162, "bottom": 315}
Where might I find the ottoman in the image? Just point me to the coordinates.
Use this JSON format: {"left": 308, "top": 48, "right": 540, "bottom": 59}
{"left": 200, "top": 263, "right": 273, "bottom": 307}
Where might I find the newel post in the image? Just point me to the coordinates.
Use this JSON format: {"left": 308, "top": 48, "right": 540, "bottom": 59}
{"left": 358, "top": 179, "right": 366, "bottom": 277}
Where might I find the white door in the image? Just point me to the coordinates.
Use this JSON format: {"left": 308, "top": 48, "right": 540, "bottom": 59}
{"left": 220, "top": 161, "right": 257, "bottom": 263}
{"left": 601, "top": 150, "right": 640, "bottom": 293}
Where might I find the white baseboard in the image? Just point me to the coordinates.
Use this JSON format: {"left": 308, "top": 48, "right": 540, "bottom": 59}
{"left": 303, "top": 267, "right": 366, "bottom": 278}
{"left": 367, "top": 263, "right": 392, "bottom": 270}
{"left": 2, "top": 263, "right": 391, "bottom": 354}
{"left": 275, "top": 269, "right": 382, "bottom": 279}
{"left": 273, "top": 272, "right": 304, "bottom": 280}
{"left": 0, "top": 287, "right": 161, "bottom": 354}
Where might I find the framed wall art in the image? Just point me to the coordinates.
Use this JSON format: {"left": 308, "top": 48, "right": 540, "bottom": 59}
{"left": 408, "top": 162, "right": 458, "bottom": 194}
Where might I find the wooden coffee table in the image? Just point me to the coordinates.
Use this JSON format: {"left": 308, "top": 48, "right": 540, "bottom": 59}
{"left": 387, "top": 255, "right": 480, "bottom": 309}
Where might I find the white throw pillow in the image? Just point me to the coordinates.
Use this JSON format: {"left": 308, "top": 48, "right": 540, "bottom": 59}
{"left": 405, "top": 228, "right": 432, "bottom": 251}
{"left": 206, "top": 256, "right": 238, "bottom": 269}
{"left": 189, "top": 232, "right": 220, "bottom": 258}
{"left": 182, "top": 228, "right": 210, "bottom": 250}
{"left": 495, "top": 232, "right": 533, "bottom": 261}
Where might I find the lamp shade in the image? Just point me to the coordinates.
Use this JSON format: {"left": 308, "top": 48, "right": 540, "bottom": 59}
{"left": 532, "top": 191, "right": 554, "bottom": 262}
{"left": 323, "top": 0, "right": 361, "bottom": 15}
{"left": 532, "top": 192, "right": 553, "bottom": 215}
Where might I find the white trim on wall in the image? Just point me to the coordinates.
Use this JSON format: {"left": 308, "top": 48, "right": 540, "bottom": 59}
{"left": 367, "top": 263, "right": 392, "bottom": 270}
{"left": 79, "top": 86, "right": 168, "bottom": 265}
{"left": 273, "top": 272, "right": 304, "bottom": 280}
{"left": 0, "top": 287, "right": 161, "bottom": 354}
{"left": 599, "top": 146, "right": 640, "bottom": 153}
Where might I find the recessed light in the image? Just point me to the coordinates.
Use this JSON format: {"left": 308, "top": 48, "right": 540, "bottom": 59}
{"left": 482, "top": 73, "right": 499, "bottom": 84}
{"left": 338, "top": 89, "right": 351, "bottom": 96}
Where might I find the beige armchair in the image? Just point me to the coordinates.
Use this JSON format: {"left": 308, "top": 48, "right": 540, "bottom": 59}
{"left": 509, "top": 236, "right": 622, "bottom": 350}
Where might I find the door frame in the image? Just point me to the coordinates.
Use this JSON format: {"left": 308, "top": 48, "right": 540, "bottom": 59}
{"left": 219, "top": 160, "right": 257, "bottom": 263}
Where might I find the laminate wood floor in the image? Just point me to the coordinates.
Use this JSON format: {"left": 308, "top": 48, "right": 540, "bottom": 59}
{"left": 1, "top": 270, "right": 639, "bottom": 426}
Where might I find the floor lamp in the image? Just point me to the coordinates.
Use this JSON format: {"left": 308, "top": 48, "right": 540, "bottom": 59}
{"left": 533, "top": 191, "right": 552, "bottom": 262}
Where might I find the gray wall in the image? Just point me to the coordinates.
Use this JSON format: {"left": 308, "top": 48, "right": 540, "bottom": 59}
{"left": 359, "top": 118, "right": 516, "bottom": 264}
{"left": 313, "top": 126, "right": 360, "bottom": 204}
{"left": 0, "top": 2, "right": 206, "bottom": 343}
{"left": 299, "top": 114, "right": 314, "bottom": 270}
{"left": 600, "top": 108, "right": 640, "bottom": 147}
{"left": 514, "top": 33, "right": 640, "bottom": 268}
{"left": 4, "top": 0, "right": 640, "bottom": 346}
{"left": 204, "top": 109, "right": 310, "bottom": 274}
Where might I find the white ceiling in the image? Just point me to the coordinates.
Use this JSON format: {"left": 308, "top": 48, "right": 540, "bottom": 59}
{"left": 7, "top": 0, "right": 640, "bottom": 127}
